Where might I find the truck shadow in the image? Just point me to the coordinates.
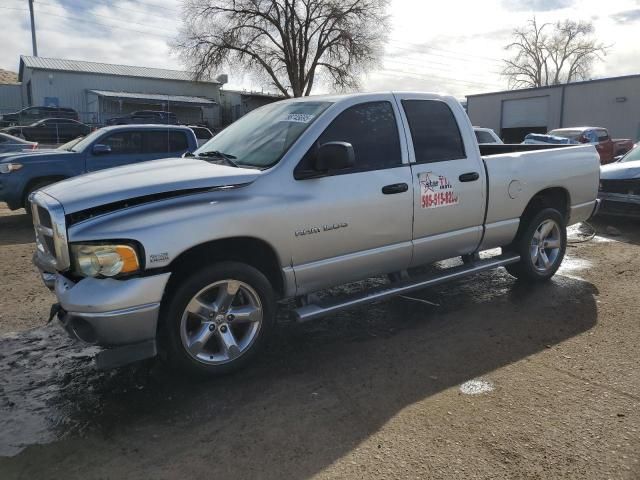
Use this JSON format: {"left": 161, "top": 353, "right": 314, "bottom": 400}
{"left": 0, "top": 270, "right": 599, "bottom": 479}
{"left": 589, "top": 216, "right": 640, "bottom": 246}
{"left": 0, "top": 208, "right": 33, "bottom": 246}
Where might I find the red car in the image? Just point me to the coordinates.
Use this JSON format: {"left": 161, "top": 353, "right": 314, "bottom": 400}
{"left": 547, "top": 127, "right": 634, "bottom": 164}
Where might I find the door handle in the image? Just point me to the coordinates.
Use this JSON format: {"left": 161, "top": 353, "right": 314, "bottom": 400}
{"left": 382, "top": 183, "right": 409, "bottom": 194}
{"left": 459, "top": 172, "right": 480, "bottom": 182}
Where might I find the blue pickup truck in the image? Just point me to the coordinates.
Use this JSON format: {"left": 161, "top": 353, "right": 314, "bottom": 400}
{"left": 0, "top": 125, "right": 198, "bottom": 211}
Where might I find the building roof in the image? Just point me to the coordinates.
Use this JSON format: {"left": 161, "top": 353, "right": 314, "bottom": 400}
{"left": 19, "top": 55, "right": 220, "bottom": 84}
{"left": 466, "top": 73, "right": 640, "bottom": 99}
{"left": 89, "top": 90, "right": 217, "bottom": 105}
{"left": 0, "top": 69, "right": 19, "bottom": 84}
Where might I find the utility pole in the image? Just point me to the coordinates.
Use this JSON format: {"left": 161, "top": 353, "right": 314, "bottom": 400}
{"left": 28, "top": 0, "right": 38, "bottom": 56}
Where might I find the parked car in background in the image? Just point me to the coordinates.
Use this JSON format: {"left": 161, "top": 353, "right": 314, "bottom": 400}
{"left": 0, "top": 106, "right": 79, "bottom": 127}
{"left": 598, "top": 144, "right": 640, "bottom": 218}
{"left": 546, "top": 127, "right": 633, "bottom": 164}
{"left": 473, "top": 127, "right": 503, "bottom": 144}
{"left": 0, "top": 125, "right": 197, "bottom": 211}
{"left": 29, "top": 92, "right": 600, "bottom": 373}
{"left": 0, "top": 132, "right": 37, "bottom": 153}
{"left": 1, "top": 118, "right": 91, "bottom": 144}
{"left": 522, "top": 133, "right": 574, "bottom": 145}
{"left": 188, "top": 125, "right": 214, "bottom": 147}
{"left": 106, "top": 110, "right": 178, "bottom": 126}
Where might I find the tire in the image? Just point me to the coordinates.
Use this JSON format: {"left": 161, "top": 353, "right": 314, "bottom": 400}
{"left": 160, "top": 261, "right": 276, "bottom": 376}
{"left": 504, "top": 208, "right": 567, "bottom": 282}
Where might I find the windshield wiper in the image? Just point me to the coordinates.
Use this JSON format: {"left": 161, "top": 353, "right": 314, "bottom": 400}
{"left": 196, "top": 150, "right": 239, "bottom": 167}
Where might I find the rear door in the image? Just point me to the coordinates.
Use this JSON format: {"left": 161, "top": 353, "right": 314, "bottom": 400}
{"left": 394, "top": 94, "right": 486, "bottom": 266}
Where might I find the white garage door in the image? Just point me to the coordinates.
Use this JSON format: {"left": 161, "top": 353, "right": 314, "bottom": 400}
{"left": 502, "top": 96, "right": 549, "bottom": 128}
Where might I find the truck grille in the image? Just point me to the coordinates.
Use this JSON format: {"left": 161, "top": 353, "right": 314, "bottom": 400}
{"left": 31, "top": 191, "right": 70, "bottom": 272}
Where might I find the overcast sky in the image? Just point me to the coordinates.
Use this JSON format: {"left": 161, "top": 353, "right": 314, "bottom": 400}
{"left": 1, "top": 0, "right": 639, "bottom": 98}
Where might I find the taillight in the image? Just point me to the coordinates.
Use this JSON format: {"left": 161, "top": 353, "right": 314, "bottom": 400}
{"left": 32, "top": 143, "right": 38, "bottom": 150}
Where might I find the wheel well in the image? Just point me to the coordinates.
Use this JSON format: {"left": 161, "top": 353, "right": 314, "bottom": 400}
{"left": 522, "top": 187, "right": 570, "bottom": 224}
{"left": 165, "top": 237, "right": 285, "bottom": 298}
{"left": 22, "top": 176, "right": 68, "bottom": 206}
{"left": 509, "top": 187, "right": 570, "bottom": 246}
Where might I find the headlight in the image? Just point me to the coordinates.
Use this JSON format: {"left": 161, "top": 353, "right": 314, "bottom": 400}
{"left": 0, "top": 163, "right": 23, "bottom": 174}
{"left": 71, "top": 244, "right": 140, "bottom": 278}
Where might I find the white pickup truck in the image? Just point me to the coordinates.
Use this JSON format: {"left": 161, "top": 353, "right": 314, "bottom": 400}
{"left": 31, "top": 92, "right": 600, "bottom": 375}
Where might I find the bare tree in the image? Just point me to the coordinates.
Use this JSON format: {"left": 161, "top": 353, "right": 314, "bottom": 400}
{"left": 502, "top": 18, "right": 608, "bottom": 89}
{"left": 175, "top": 0, "right": 390, "bottom": 97}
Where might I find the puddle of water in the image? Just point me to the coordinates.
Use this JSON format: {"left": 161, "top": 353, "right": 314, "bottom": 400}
{"left": 559, "top": 256, "right": 592, "bottom": 273}
{"left": 459, "top": 378, "right": 494, "bottom": 395}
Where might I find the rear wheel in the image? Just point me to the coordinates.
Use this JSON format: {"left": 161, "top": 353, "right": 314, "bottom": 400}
{"left": 160, "top": 262, "right": 276, "bottom": 376}
{"left": 505, "top": 208, "right": 566, "bottom": 281}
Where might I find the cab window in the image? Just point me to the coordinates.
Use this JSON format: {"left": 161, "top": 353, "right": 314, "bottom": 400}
{"left": 295, "top": 101, "right": 402, "bottom": 176}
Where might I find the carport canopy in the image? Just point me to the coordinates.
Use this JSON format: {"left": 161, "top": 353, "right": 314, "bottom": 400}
{"left": 88, "top": 90, "right": 217, "bottom": 106}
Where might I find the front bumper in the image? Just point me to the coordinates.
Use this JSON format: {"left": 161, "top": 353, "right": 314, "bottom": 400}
{"left": 50, "top": 271, "right": 171, "bottom": 346}
{"left": 597, "top": 192, "right": 640, "bottom": 218}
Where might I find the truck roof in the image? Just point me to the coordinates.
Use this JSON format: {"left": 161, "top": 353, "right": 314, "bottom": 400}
{"left": 280, "top": 91, "right": 456, "bottom": 104}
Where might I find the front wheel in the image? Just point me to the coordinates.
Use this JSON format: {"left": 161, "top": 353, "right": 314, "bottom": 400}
{"left": 504, "top": 208, "right": 567, "bottom": 281}
{"left": 160, "top": 262, "right": 276, "bottom": 376}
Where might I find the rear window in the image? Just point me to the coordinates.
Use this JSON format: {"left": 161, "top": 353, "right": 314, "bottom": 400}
{"left": 169, "top": 131, "right": 189, "bottom": 151}
{"left": 191, "top": 127, "right": 212, "bottom": 139}
{"left": 402, "top": 100, "right": 465, "bottom": 162}
{"left": 144, "top": 131, "right": 169, "bottom": 153}
{"left": 475, "top": 130, "right": 496, "bottom": 144}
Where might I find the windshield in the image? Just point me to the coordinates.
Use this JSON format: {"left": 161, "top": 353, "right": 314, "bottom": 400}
{"left": 57, "top": 137, "right": 84, "bottom": 151}
{"left": 68, "top": 129, "right": 105, "bottom": 152}
{"left": 195, "top": 100, "right": 331, "bottom": 168}
{"left": 621, "top": 145, "right": 640, "bottom": 163}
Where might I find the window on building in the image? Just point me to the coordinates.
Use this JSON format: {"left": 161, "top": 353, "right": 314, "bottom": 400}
{"left": 402, "top": 100, "right": 466, "bottom": 163}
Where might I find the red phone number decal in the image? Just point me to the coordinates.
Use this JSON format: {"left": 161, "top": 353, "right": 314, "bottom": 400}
{"left": 421, "top": 191, "right": 459, "bottom": 208}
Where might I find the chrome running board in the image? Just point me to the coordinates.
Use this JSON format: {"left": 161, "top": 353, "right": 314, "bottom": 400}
{"left": 292, "top": 253, "right": 520, "bottom": 322}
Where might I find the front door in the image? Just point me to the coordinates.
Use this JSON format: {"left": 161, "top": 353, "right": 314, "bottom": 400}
{"left": 290, "top": 99, "right": 414, "bottom": 294}
{"left": 394, "top": 95, "right": 486, "bottom": 266}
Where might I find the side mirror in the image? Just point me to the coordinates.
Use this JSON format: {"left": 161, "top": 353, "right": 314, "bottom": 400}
{"left": 314, "top": 141, "right": 355, "bottom": 172}
{"left": 92, "top": 144, "right": 112, "bottom": 155}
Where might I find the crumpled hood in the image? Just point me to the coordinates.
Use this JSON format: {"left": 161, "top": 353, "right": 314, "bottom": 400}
{"left": 43, "top": 157, "right": 261, "bottom": 214}
{"left": 600, "top": 160, "right": 640, "bottom": 180}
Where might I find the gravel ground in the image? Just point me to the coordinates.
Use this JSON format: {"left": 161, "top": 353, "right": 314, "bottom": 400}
{"left": 0, "top": 203, "right": 639, "bottom": 479}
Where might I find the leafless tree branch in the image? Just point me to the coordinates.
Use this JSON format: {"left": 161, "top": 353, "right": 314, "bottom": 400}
{"left": 501, "top": 17, "right": 609, "bottom": 89}
{"left": 174, "top": 0, "right": 390, "bottom": 97}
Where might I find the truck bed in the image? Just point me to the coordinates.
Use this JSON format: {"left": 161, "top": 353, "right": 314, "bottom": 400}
{"left": 479, "top": 143, "right": 572, "bottom": 156}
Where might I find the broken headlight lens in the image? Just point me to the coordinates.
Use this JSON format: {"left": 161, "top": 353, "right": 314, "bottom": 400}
{"left": 71, "top": 244, "right": 140, "bottom": 278}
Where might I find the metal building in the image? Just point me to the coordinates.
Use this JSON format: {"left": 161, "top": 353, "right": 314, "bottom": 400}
{"left": 466, "top": 74, "right": 640, "bottom": 143}
{"left": 16, "top": 56, "right": 223, "bottom": 128}
{"left": 219, "top": 89, "right": 283, "bottom": 125}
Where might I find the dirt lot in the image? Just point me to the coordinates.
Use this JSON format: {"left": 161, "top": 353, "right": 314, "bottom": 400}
{"left": 0, "top": 202, "right": 639, "bottom": 479}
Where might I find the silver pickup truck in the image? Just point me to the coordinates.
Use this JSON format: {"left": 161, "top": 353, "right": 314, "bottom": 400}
{"left": 31, "top": 92, "right": 600, "bottom": 375}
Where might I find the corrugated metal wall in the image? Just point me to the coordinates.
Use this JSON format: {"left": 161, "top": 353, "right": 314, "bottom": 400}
{"left": 467, "top": 76, "right": 640, "bottom": 142}
{"left": 0, "top": 84, "right": 22, "bottom": 113}
{"left": 18, "top": 69, "right": 222, "bottom": 127}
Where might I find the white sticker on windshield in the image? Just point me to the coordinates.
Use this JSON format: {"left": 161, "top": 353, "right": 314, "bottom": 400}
{"left": 282, "top": 113, "right": 315, "bottom": 123}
